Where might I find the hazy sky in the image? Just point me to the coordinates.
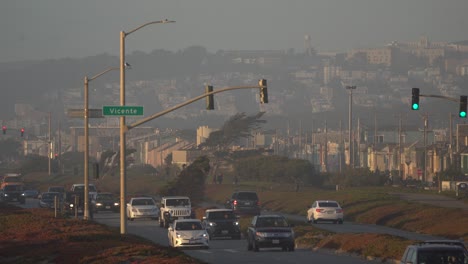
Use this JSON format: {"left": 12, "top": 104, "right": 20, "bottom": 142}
{"left": 2, "top": 0, "right": 468, "bottom": 63}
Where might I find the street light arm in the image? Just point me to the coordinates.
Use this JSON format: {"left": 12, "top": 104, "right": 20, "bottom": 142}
{"left": 126, "top": 85, "right": 265, "bottom": 130}
{"left": 124, "top": 19, "right": 175, "bottom": 37}
{"left": 89, "top": 67, "right": 120, "bottom": 81}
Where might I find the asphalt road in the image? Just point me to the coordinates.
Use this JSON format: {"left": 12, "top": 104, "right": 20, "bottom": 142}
{"left": 17, "top": 192, "right": 467, "bottom": 264}
{"left": 92, "top": 211, "right": 381, "bottom": 264}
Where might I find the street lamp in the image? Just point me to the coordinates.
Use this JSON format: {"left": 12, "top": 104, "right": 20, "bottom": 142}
{"left": 83, "top": 67, "right": 119, "bottom": 220}
{"left": 346, "top": 86, "right": 356, "bottom": 168}
{"left": 119, "top": 19, "right": 175, "bottom": 235}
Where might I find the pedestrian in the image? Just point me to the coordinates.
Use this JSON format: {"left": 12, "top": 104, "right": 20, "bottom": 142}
{"left": 212, "top": 174, "right": 217, "bottom": 184}
{"left": 233, "top": 175, "right": 238, "bottom": 185}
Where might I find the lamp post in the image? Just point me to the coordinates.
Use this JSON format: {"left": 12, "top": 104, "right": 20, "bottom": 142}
{"left": 83, "top": 67, "right": 119, "bottom": 220}
{"left": 119, "top": 19, "right": 175, "bottom": 235}
{"left": 346, "top": 86, "right": 356, "bottom": 168}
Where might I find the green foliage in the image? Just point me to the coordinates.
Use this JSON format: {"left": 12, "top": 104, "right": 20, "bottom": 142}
{"left": 325, "top": 167, "right": 388, "bottom": 187}
{"left": 0, "top": 138, "right": 22, "bottom": 160}
{"left": 19, "top": 154, "right": 50, "bottom": 174}
{"left": 199, "top": 112, "right": 266, "bottom": 149}
{"left": 232, "top": 155, "right": 321, "bottom": 185}
{"left": 160, "top": 156, "right": 210, "bottom": 203}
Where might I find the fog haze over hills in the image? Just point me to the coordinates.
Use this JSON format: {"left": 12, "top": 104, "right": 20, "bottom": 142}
{"left": 2, "top": 0, "right": 468, "bottom": 63}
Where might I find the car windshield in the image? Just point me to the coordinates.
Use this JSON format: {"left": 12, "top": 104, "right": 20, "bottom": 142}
{"left": 74, "top": 185, "right": 96, "bottom": 192}
{"left": 418, "top": 249, "right": 465, "bottom": 264}
{"left": 132, "top": 199, "right": 155, "bottom": 206}
{"left": 49, "top": 187, "right": 64, "bottom": 192}
{"left": 176, "top": 221, "right": 203, "bottom": 231}
{"left": 42, "top": 193, "right": 60, "bottom": 199}
{"left": 208, "top": 211, "right": 236, "bottom": 220}
{"left": 166, "top": 198, "right": 190, "bottom": 206}
{"left": 4, "top": 177, "right": 22, "bottom": 183}
{"left": 256, "top": 217, "right": 289, "bottom": 227}
{"left": 237, "top": 192, "right": 258, "bottom": 200}
{"left": 318, "top": 202, "right": 339, "bottom": 208}
{"left": 97, "top": 193, "right": 115, "bottom": 200}
{"left": 4, "top": 185, "right": 22, "bottom": 191}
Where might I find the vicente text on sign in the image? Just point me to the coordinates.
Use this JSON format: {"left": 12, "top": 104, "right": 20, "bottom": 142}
{"left": 102, "top": 106, "right": 144, "bottom": 116}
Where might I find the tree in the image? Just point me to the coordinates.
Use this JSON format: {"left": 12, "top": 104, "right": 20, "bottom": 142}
{"left": 0, "top": 138, "right": 22, "bottom": 161}
{"left": 160, "top": 156, "right": 210, "bottom": 203}
{"left": 198, "top": 112, "right": 266, "bottom": 179}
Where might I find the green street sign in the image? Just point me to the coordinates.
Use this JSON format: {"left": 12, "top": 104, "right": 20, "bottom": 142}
{"left": 103, "top": 106, "right": 144, "bottom": 116}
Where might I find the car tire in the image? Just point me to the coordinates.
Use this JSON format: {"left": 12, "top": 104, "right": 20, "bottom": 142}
{"left": 253, "top": 240, "right": 259, "bottom": 252}
{"left": 289, "top": 244, "right": 295, "bottom": 251}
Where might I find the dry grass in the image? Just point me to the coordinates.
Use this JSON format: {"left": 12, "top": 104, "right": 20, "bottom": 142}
{"left": 204, "top": 183, "right": 468, "bottom": 261}
{"left": 0, "top": 202, "right": 205, "bottom": 264}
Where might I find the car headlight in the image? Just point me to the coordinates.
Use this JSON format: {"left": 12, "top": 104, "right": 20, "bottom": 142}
{"left": 21, "top": 193, "right": 26, "bottom": 196}
{"left": 209, "top": 222, "right": 217, "bottom": 227}
{"left": 114, "top": 202, "right": 119, "bottom": 206}
{"left": 255, "top": 232, "right": 267, "bottom": 237}
{"left": 69, "top": 204, "right": 74, "bottom": 208}
{"left": 96, "top": 203, "right": 102, "bottom": 206}
{"left": 199, "top": 233, "right": 208, "bottom": 238}
{"left": 234, "top": 221, "right": 239, "bottom": 226}
{"left": 4, "top": 193, "right": 9, "bottom": 197}
{"left": 176, "top": 232, "right": 182, "bottom": 238}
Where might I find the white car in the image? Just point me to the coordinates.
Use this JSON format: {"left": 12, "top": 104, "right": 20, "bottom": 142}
{"left": 307, "top": 200, "right": 344, "bottom": 224}
{"left": 126, "top": 197, "right": 160, "bottom": 221}
{"left": 167, "top": 219, "right": 209, "bottom": 249}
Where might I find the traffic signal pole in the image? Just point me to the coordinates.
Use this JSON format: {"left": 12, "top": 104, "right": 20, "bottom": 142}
{"left": 126, "top": 81, "right": 268, "bottom": 131}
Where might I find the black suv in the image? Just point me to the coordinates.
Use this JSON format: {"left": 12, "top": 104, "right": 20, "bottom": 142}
{"left": 0, "top": 184, "right": 25, "bottom": 204}
{"left": 225, "top": 191, "right": 260, "bottom": 215}
{"left": 92, "top": 192, "right": 119, "bottom": 213}
{"left": 400, "top": 241, "right": 467, "bottom": 264}
{"left": 247, "top": 214, "right": 295, "bottom": 252}
{"left": 202, "top": 209, "right": 241, "bottom": 240}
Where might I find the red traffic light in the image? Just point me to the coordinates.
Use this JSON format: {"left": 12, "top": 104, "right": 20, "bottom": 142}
{"left": 2, "top": 126, "right": 6, "bottom": 135}
{"left": 20, "top": 128, "right": 24, "bottom": 137}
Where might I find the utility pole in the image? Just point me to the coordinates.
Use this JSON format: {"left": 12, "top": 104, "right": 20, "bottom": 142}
{"left": 346, "top": 85, "right": 356, "bottom": 168}
{"left": 324, "top": 120, "right": 328, "bottom": 172}
{"left": 48, "top": 112, "right": 51, "bottom": 176}
{"left": 357, "top": 117, "right": 360, "bottom": 168}
{"left": 449, "top": 113, "right": 453, "bottom": 166}
{"left": 339, "top": 120, "right": 342, "bottom": 173}
{"left": 398, "top": 116, "right": 402, "bottom": 182}
{"left": 423, "top": 114, "right": 428, "bottom": 183}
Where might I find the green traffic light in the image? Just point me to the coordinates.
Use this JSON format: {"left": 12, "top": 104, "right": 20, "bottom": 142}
{"left": 460, "top": 111, "right": 467, "bottom": 118}
{"left": 412, "top": 103, "right": 419, "bottom": 110}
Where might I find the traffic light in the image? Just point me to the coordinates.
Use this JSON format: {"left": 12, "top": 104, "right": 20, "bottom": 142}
{"left": 259, "top": 79, "right": 268, "bottom": 104}
{"left": 205, "top": 85, "right": 214, "bottom": 110}
{"left": 411, "top": 88, "right": 420, "bottom": 110}
{"left": 20, "top": 128, "right": 24, "bottom": 137}
{"left": 460, "top": 95, "right": 467, "bottom": 118}
{"left": 2, "top": 126, "right": 6, "bottom": 135}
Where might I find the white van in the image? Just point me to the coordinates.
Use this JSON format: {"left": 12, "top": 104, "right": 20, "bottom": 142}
{"left": 70, "top": 184, "right": 98, "bottom": 200}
